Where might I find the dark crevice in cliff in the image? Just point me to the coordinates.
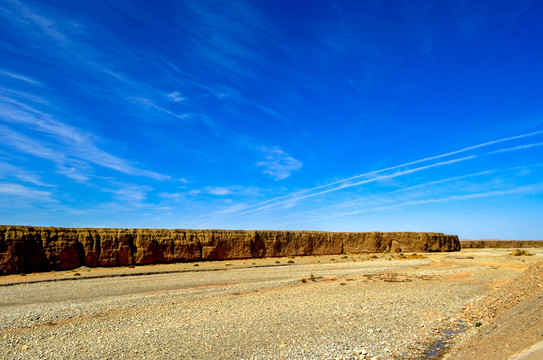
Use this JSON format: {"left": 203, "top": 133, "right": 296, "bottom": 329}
{"left": 95, "top": 234, "right": 101, "bottom": 267}
{"left": 197, "top": 236, "right": 203, "bottom": 261}
{"left": 75, "top": 242, "right": 85, "bottom": 267}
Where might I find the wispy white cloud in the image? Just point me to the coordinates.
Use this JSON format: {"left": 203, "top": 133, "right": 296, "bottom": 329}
{"left": 0, "top": 125, "right": 70, "bottom": 163}
{"left": 0, "top": 182, "right": 55, "bottom": 201}
{"left": 172, "top": 185, "right": 258, "bottom": 198}
{"left": 189, "top": 81, "right": 233, "bottom": 99}
{"left": 205, "top": 186, "right": 239, "bottom": 196}
{"left": 166, "top": 91, "right": 187, "bottom": 103}
{"left": 4, "top": 0, "right": 67, "bottom": 43}
{"left": 0, "top": 161, "right": 52, "bottom": 186}
{"left": 180, "top": 0, "right": 272, "bottom": 81}
{"left": 158, "top": 192, "right": 185, "bottom": 201}
{"left": 0, "top": 70, "right": 42, "bottom": 85}
{"left": 1, "top": 0, "right": 192, "bottom": 126}
{"left": 2, "top": 0, "right": 286, "bottom": 192}
{"left": 131, "top": 97, "right": 190, "bottom": 121}
{"left": 112, "top": 184, "right": 153, "bottom": 204}
{"left": 0, "top": 86, "right": 49, "bottom": 105}
{"left": 55, "top": 165, "right": 90, "bottom": 183}
{"left": 0, "top": 126, "right": 92, "bottom": 182}
{"left": 256, "top": 147, "right": 302, "bottom": 180}
{"left": 97, "top": 180, "right": 154, "bottom": 206}
{"left": 0, "top": 95, "right": 171, "bottom": 181}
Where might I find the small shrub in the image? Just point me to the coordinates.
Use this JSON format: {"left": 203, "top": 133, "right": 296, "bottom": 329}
{"left": 73, "top": 272, "right": 81, "bottom": 276}
{"left": 275, "top": 260, "right": 281, "bottom": 264}
{"left": 129, "top": 264, "right": 135, "bottom": 268}
{"left": 225, "top": 263, "right": 232, "bottom": 266}
{"left": 370, "top": 255, "right": 378, "bottom": 259}
{"left": 475, "top": 321, "right": 482, "bottom": 327}
{"left": 511, "top": 249, "right": 534, "bottom": 256}
{"left": 251, "top": 262, "right": 256, "bottom": 265}
{"left": 309, "top": 273, "right": 316, "bottom": 281}
{"left": 406, "top": 254, "right": 427, "bottom": 259}
{"left": 193, "top": 263, "right": 199, "bottom": 267}
{"left": 287, "top": 260, "right": 294, "bottom": 264}
{"left": 341, "top": 255, "right": 348, "bottom": 259}
{"left": 330, "top": 258, "right": 335, "bottom": 261}
{"left": 300, "top": 278, "right": 307, "bottom": 283}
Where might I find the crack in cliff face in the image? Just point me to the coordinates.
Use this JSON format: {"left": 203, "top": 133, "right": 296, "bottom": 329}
{"left": 0, "top": 226, "right": 460, "bottom": 275}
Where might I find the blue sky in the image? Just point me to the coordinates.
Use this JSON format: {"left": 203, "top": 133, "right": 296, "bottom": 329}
{"left": 1, "top": 0, "right": 542, "bottom": 239}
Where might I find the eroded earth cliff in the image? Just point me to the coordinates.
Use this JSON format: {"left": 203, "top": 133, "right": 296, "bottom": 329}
{"left": 460, "top": 240, "right": 543, "bottom": 248}
{"left": 0, "top": 226, "right": 459, "bottom": 275}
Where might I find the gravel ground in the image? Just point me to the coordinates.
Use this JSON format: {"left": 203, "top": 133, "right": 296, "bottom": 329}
{"left": 445, "top": 259, "right": 543, "bottom": 360}
{"left": 460, "top": 260, "right": 543, "bottom": 321}
{"left": 0, "top": 250, "right": 541, "bottom": 360}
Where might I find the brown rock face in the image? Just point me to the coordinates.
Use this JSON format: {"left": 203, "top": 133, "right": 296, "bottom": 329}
{"left": 460, "top": 240, "right": 543, "bottom": 248}
{"left": 0, "top": 226, "right": 460, "bottom": 275}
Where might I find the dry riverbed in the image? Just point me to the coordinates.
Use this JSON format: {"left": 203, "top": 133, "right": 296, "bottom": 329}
{"left": 0, "top": 249, "right": 541, "bottom": 359}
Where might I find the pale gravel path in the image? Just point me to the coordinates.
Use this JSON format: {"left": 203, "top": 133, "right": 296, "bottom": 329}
{"left": 0, "top": 251, "right": 540, "bottom": 360}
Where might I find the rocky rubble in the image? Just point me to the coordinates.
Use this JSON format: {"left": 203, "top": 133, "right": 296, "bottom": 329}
{"left": 460, "top": 260, "right": 543, "bottom": 322}
{"left": 444, "top": 260, "right": 543, "bottom": 360}
{"left": 0, "top": 225, "right": 459, "bottom": 275}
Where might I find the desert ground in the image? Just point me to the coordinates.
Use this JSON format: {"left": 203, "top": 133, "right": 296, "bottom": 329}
{"left": 0, "top": 249, "right": 542, "bottom": 360}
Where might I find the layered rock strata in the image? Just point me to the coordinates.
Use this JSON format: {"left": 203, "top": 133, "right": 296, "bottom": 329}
{"left": 0, "top": 226, "right": 460, "bottom": 275}
{"left": 460, "top": 240, "right": 543, "bottom": 248}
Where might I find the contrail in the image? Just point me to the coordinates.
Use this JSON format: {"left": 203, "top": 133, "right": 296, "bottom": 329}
{"left": 304, "top": 162, "right": 543, "bottom": 214}
{"left": 236, "top": 155, "right": 475, "bottom": 215}
{"left": 488, "top": 141, "right": 543, "bottom": 154}
{"left": 365, "top": 183, "right": 543, "bottom": 212}
{"left": 234, "top": 130, "right": 543, "bottom": 214}
{"left": 272, "top": 177, "right": 543, "bottom": 228}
